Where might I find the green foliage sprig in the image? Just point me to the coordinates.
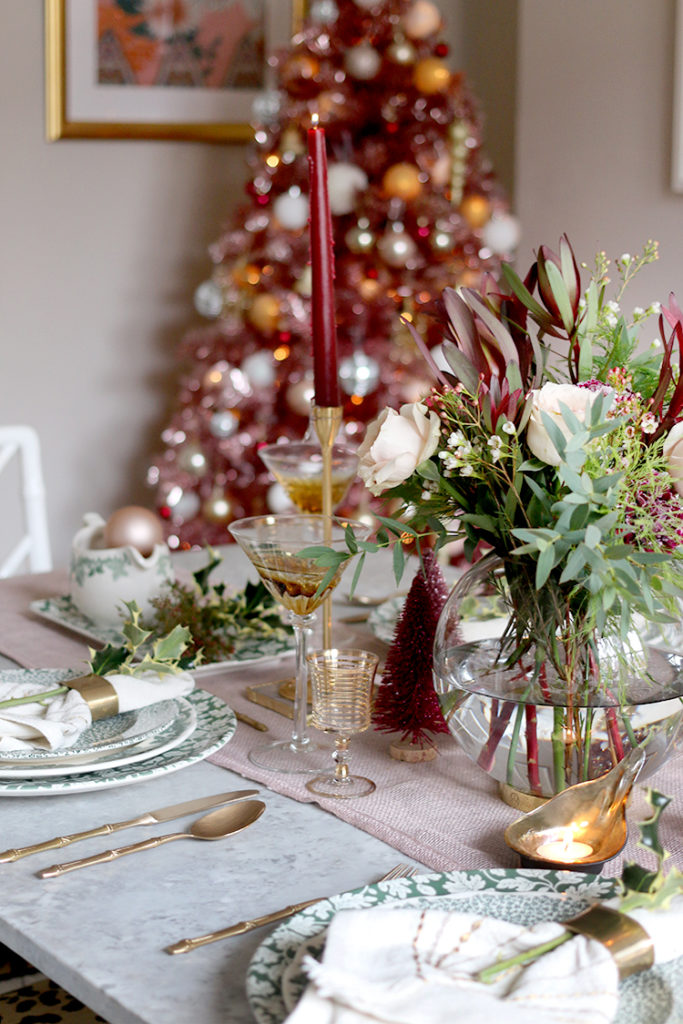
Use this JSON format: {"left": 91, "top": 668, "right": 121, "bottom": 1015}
{"left": 147, "top": 549, "right": 292, "bottom": 664}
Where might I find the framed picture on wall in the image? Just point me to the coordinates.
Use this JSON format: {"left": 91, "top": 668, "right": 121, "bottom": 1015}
{"left": 673, "top": 0, "right": 683, "bottom": 188}
{"left": 45, "top": 0, "right": 305, "bottom": 142}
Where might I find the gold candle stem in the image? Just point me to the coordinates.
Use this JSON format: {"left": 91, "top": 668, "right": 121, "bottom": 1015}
{"left": 312, "top": 404, "right": 343, "bottom": 650}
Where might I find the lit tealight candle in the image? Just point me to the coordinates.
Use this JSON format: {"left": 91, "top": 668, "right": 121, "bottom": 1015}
{"left": 535, "top": 829, "right": 593, "bottom": 863}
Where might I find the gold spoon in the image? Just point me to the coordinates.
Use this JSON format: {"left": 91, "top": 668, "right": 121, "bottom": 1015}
{"left": 37, "top": 800, "right": 266, "bottom": 878}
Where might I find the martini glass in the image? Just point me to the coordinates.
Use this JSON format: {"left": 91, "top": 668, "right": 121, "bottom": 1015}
{"left": 259, "top": 441, "right": 358, "bottom": 513}
{"left": 228, "top": 513, "right": 370, "bottom": 774}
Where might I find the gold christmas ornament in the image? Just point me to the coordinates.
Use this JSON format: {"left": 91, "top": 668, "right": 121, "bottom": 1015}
{"left": 281, "top": 53, "right": 320, "bottom": 87}
{"left": 202, "top": 490, "right": 233, "bottom": 524}
{"left": 280, "top": 125, "right": 305, "bottom": 155}
{"left": 345, "top": 218, "right": 376, "bottom": 254}
{"left": 413, "top": 57, "right": 451, "bottom": 94}
{"left": 402, "top": 0, "right": 442, "bottom": 39}
{"left": 103, "top": 506, "right": 165, "bottom": 557}
{"left": 248, "top": 293, "right": 281, "bottom": 333}
{"left": 387, "top": 35, "right": 417, "bottom": 65}
{"left": 382, "top": 162, "right": 423, "bottom": 201}
{"left": 359, "top": 276, "right": 382, "bottom": 300}
{"left": 460, "top": 193, "right": 492, "bottom": 229}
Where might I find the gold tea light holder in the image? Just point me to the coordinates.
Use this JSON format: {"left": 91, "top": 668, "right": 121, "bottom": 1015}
{"left": 505, "top": 745, "right": 645, "bottom": 874}
{"left": 312, "top": 404, "right": 343, "bottom": 651}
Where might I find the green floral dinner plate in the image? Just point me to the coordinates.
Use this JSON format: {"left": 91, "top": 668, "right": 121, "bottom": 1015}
{"left": 0, "top": 689, "right": 234, "bottom": 795}
{"left": 30, "top": 595, "right": 293, "bottom": 670}
{"left": 0, "top": 668, "right": 181, "bottom": 764}
{"left": 246, "top": 869, "right": 683, "bottom": 1024}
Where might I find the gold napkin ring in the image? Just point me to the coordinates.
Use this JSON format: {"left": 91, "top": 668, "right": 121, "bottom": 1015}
{"left": 66, "top": 675, "right": 119, "bottom": 721}
{"left": 564, "top": 905, "right": 654, "bottom": 979}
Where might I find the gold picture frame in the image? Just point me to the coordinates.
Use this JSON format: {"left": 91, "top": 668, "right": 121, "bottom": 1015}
{"left": 45, "top": 0, "right": 303, "bottom": 143}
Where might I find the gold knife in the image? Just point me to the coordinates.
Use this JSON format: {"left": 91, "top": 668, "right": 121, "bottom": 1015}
{"left": 0, "top": 789, "right": 259, "bottom": 862}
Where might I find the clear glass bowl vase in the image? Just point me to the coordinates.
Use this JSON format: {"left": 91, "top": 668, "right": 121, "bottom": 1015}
{"left": 432, "top": 554, "right": 683, "bottom": 801}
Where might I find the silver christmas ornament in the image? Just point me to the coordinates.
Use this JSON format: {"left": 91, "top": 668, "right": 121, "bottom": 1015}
{"left": 339, "top": 351, "right": 381, "bottom": 397}
{"left": 193, "top": 280, "right": 224, "bottom": 319}
{"left": 242, "top": 350, "right": 276, "bottom": 388}
{"left": 309, "top": 0, "right": 339, "bottom": 23}
{"left": 209, "top": 410, "right": 239, "bottom": 439}
{"left": 251, "top": 90, "right": 282, "bottom": 124}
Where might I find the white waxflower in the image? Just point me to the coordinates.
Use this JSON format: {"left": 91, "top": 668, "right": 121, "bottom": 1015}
{"left": 447, "top": 430, "right": 465, "bottom": 448}
{"left": 502, "top": 420, "right": 516, "bottom": 434}
{"left": 460, "top": 465, "right": 474, "bottom": 477}
{"left": 650, "top": 301, "right": 662, "bottom": 314}
{"left": 606, "top": 300, "right": 620, "bottom": 313}
{"left": 641, "top": 413, "right": 657, "bottom": 434}
{"left": 620, "top": 253, "right": 632, "bottom": 264}
{"left": 633, "top": 306, "right": 645, "bottom": 317}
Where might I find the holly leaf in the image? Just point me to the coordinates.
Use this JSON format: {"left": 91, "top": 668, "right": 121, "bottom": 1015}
{"left": 88, "top": 644, "right": 129, "bottom": 677}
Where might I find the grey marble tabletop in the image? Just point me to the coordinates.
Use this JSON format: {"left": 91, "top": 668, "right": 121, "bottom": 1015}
{"left": 0, "top": 545, "right": 426, "bottom": 1024}
{"left": 0, "top": 758, "right": 424, "bottom": 1024}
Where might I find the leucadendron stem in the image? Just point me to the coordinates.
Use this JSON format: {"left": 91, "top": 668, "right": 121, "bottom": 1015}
{"left": 0, "top": 686, "right": 68, "bottom": 710}
{"left": 478, "top": 931, "right": 572, "bottom": 983}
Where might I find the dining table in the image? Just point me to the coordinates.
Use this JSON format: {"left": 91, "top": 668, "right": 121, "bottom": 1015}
{"left": 0, "top": 544, "right": 682, "bottom": 1024}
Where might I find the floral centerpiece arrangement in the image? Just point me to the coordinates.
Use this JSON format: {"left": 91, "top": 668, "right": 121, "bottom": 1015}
{"left": 326, "top": 237, "right": 683, "bottom": 797}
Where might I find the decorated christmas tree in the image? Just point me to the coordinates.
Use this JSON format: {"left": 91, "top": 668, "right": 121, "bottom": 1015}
{"left": 147, "top": 0, "right": 519, "bottom": 548}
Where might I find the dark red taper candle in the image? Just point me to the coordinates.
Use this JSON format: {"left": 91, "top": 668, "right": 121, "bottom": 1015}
{"left": 307, "top": 116, "right": 340, "bottom": 407}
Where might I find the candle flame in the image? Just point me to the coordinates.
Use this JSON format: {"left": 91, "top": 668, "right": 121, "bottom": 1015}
{"left": 311, "top": 112, "right": 320, "bottom": 128}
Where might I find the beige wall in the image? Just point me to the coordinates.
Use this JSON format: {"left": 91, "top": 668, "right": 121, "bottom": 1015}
{"left": 516, "top": 0, "right": 682, "bottom": 312}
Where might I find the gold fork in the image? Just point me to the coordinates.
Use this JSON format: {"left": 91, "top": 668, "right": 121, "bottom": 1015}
{"left": 165, "top": 862, "right": 419, "bottom": 955}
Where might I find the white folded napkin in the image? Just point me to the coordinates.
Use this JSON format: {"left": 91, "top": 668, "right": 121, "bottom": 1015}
{"left": 285, "top": 897, "right": 683, "bottom": 1024}
{"left": 0, "top": 671, "right": 195, "bottom": 751}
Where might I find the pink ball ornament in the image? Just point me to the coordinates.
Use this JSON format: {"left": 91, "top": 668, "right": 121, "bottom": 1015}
{"left": 103, "top": 506, "right": 165, "bottom": 557}
{"left": 482, "top": 213, "right": 522, "bottom": 254}
{"left": 273, "top": 188, "right": 309, "bottom": 231}
{"left": 402, "top": 0, "right": 442, "bottom": 39}
{"left": 344, "top": 43, "right": 381, "bottom": 80}
{"left": 286, "top": 375, "right": 315, "bottom": 416}
{"left": 327, "top": 163, "right": 369, "bottom": 216}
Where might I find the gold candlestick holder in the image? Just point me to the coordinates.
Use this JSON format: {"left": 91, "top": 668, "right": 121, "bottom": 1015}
{"left": 312, "top": 404, "right": 343, "bottom": 650}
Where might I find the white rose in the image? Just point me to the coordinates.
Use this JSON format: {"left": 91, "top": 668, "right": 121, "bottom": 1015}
{"left": 663, "top": 421, "right": 683, "bottom": 497}
{"left": 358, "top": 402, "right": 441, "bottom": 496}
{"left": 526, "top": 382, "right": 600, "bottom": 466}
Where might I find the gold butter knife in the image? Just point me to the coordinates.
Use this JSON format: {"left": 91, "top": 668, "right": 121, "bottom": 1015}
{"left": 0, "top": 789, "right": 259, "bottom": 862}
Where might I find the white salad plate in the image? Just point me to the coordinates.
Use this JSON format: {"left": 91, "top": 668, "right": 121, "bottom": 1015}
{"left": 0, "top": 689, "right": 235, "bottom": 795}
{"left": 246, "top": 868, "right": 683, "bottom": 1024}
{"left": 30, "top": 596, "right": 293, "bottom": 671}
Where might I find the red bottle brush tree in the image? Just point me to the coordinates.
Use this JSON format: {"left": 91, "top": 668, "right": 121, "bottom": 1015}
{"left": 372, "top": 548, "right": 451, "bottom": 747}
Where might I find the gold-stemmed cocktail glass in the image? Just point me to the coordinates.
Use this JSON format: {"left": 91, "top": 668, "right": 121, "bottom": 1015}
{"left": 259, "top": 441, "right": 358, "bottom": 513}
{"left": 305, "top": 648, "right": 378, "bottom": 799}
{"left": 228, "top": 514, "right": 370, "bottom": 774}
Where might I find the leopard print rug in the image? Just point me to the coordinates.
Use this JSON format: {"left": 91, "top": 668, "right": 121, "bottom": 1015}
{"left": 0, "top": 946, "right": 106, "bottom": 1023}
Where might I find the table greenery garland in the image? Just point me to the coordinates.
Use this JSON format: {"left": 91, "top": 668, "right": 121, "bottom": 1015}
{"left": 308, "top": 237, "right": 683, "bottom": 791}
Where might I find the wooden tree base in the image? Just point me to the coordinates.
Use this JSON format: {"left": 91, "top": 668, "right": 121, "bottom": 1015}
{"left": 389, "top": 738, "right": 438, "bottom": 762}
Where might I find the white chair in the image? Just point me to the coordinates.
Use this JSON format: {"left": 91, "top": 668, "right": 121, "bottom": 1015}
{"left": 0, "top": 426, "right": 52, "bottom": 577}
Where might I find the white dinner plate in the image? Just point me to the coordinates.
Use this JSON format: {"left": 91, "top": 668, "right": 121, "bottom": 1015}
{"left": 0, "top": 698, "right": 196, "bottom": 777}
{"left": 246, "top": 868, "right": 683, "bottom": 1024}
{"left": 30, "top": 595, "right": 293, "bottom": 672}
{"left": 0, "top": 669, "right": 182, "bottom": 765}
{"left": 0, "top": 689, "right": 235, "bottom": 795}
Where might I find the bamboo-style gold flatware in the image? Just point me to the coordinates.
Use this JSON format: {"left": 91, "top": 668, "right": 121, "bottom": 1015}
{"left": 0, "top": 789, "right": 259, "bottom": 863}
{"left": 165, "top": 863, "right": 418, "bottom": 954}
{"left": 37, "top": 800, "right": 265, "bottom": 878}
{"left": 234, "top": 710, "right": 268, "bottom": 732}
